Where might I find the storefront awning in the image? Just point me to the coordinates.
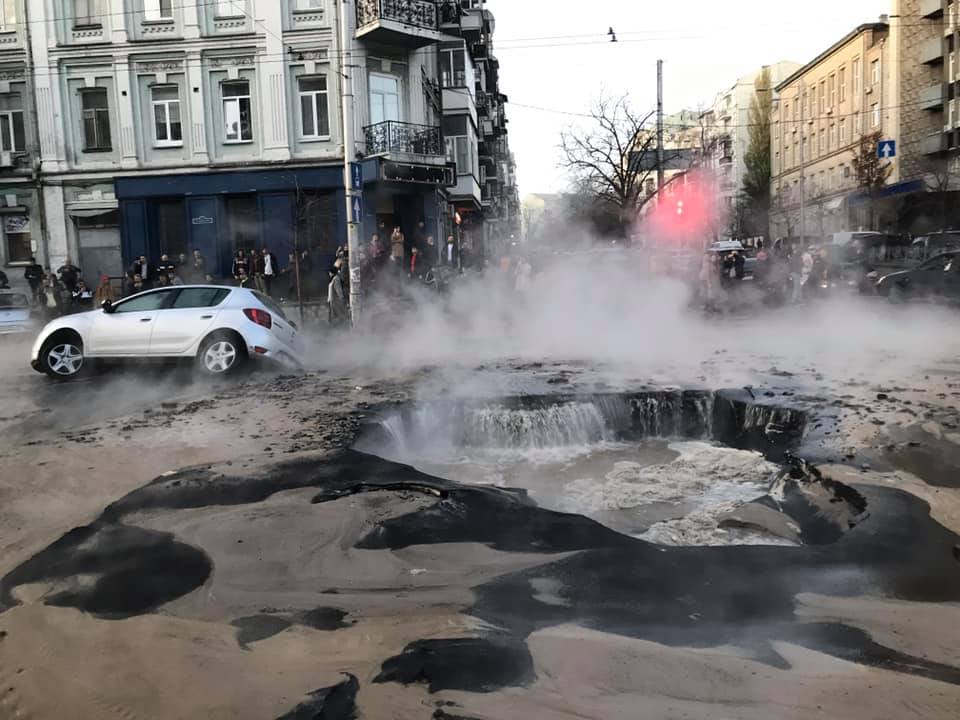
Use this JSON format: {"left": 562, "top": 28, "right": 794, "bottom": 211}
{"left": 65, "top": 205, "right": 117, "bottom": 218}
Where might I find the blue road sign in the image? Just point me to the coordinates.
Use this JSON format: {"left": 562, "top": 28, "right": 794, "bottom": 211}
{"left": 350, "top": 195, "right": 363, "bottom": 224}
{"left": 877, "top": 140, "right": 896, "bottom": 159}
{"left": 351, "top": 163, "right": 362, "bottom": 191}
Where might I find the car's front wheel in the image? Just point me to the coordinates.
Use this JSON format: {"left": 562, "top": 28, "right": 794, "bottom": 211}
{"left": 40, "top": 335, "right": 85, "bottom": 380}
{"left": 197, "top": 332, "right": 246, "bottom": 376}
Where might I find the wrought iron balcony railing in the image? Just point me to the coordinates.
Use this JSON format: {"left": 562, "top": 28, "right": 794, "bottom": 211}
{"left": 357, "top": 0, "right": 439, "bottom": 32}
{"left": 365, "top": 121, "right": 443, "bottom": 156}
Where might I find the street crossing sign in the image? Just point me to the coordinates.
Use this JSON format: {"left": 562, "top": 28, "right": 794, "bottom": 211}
{"left": 350, "top": 195, "right": 363, "bottom": 224}
{"left": 350, "top": 163, "right": 363, "bottom": 191}
{"left": 877, "top": 140, "right": 896, "bottom": 159}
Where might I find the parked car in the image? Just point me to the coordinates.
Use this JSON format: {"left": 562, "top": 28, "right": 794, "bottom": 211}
{"left": 875, "top": 251, "right": 960, "bottom": 304}
{"left": 911, "top": 231, "right": 960, "bottom": 260}
{"left": 30, "top": 286, "right": 305, "bottom": 380}
{"left": 0, "top": 291, "right": 36, "bottom": 337}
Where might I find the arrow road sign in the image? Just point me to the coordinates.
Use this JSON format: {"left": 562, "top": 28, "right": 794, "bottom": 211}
{"left": 877, "top": 140, "right": 896, "bottom": 159}
{"left": 350, "top": 195, "right": 363, "bottom": 224}
{"left": 351, "top": 163, "right": 362, "bottom": 191}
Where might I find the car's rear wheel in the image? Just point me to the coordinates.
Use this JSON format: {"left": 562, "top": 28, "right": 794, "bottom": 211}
{"left": 197, "top": 332, "right": 246, "bottom": 376}
{"left": 40, "top": 334, "right": 85, "bottom": 380}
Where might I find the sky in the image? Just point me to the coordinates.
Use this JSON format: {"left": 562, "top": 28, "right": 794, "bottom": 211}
{"left": 491, "top": 0, "right": 891, "bottom": 195}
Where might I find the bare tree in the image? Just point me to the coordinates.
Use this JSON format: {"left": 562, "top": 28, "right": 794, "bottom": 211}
{"left": 560, "top": 95, "right": 681, "bottom": 233}
{"left": 769, "top": 184, "right": 798, "bottom": 239}
{"left": 851, "top": 130, "right": 893, "bottom": 229}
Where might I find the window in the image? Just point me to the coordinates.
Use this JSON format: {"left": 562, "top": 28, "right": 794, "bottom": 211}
{"left": 0, "top": 0, "right": 16, "bottom": 29}
{"left": 819, "top": 128, "right": 825, "bottom": 156}
{"left": 73, "top": 0, "right": 103, "bottom": 26}
{"left": 145, "top": 0, "right": 173, "bottom": 20}
{"left": 172, "top": 288, "right": 230, "bottom": 309}
{"left": 222, "top": 80, "right": 253, "bottom": 142}
{"left": 0, "top": 96, "right": 25, "bottom": 152}
{"left": 839, "top": 67, "right": 846, "bottom": 102}
{"left": 369, "top": 73, "right": 400, "bottom": 125}
{"left": 809, "top": 85, "right": 816, "bottom": 116}
{"left": 843, "top": 165, "right": 851, "bottom": 178}
{"left": 443, "top": 114, "right": 476, "bottom": 177}
{"left": 3, "top": 214, "right": 32, "bottom": 264}
{"left": 151, "top": 86, "right": 182, "bottom": 146}
{"left": 296, "top": 0, "right": 322, "bottom": 8}
{"left": 872, "top": 103, "right": 880, "bottom": 127}
{"left": 298, "top": 76, "right": 330, "bottom": 139}
{"left": 819, "top": 80, "right": 826, "bottom": 113}
{"left": 440, "top": 47, "right": 467, "bottom": 87}
{"left": 216, "top": 0, "right": 244, "bottom": 16}
{"left": 853, "top": 58, "right": 862, "bottom": 96}
{"left": 871, "top": 59, "right": 880, "bottom": 86}
{"left": 81, "top": 88, "right": 112, "bottom": 151}
{"left": 828, "top": 74, "right": 836, "bottom": 109}
{"left": 839, "top": 117, "right": 847, "bottom": 144}
{"left": 114, "top": 290, "right": 175, "bottom": 313}
{"left": 854, "top": 111, "right": 862, "bottom": 135}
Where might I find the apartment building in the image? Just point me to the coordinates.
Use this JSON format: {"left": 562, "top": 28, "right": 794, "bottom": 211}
{"left": 699, "top": 61, "right": 800, "bottom": 234}
{"left": 0, "top": 0, "right": 40, "bottom": 273}
{"left": 1, "top": 0, "right": 518, "bottom": 287}
{"left": 770, "top": 4, "right": 946, "bottom": 239}
{"left": 440, "top": 0, "right": 520, "bottom": 261}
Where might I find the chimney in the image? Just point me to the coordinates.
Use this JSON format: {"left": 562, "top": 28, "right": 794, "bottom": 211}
{"left": 879, "top": 13, "right": 889, "bottom": 23}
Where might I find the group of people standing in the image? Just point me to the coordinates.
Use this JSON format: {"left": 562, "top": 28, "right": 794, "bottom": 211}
{"left": 126, "top": 249, "right": 210, "bottom": 296}
{"left": 698, "top": 240, "right": 832, "bottom": 311}
{"left": 7, "top": 257, "right": 116, "bottom": 317}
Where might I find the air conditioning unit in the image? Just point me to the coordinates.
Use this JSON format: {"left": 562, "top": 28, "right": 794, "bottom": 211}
{"left": 0, "top": 152, "right": 13, "bottom": 168}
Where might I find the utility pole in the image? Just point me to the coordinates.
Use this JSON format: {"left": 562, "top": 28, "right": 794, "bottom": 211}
{"left": 339, "top": 0, "right": 362, "bottom": 325}
{"left": 657, "top": 59, "right": 665, "bottom": 191}
{"left": 799, "top": 79, "right": 806, "bottom": 245}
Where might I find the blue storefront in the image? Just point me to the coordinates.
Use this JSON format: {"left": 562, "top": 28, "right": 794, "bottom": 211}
{"left": 116, "top": 159, "right": 449, "bottom": 282}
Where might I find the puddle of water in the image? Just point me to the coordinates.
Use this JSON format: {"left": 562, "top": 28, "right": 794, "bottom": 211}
{"left": 404, "top": 440, "right": 789, "bottom": 547}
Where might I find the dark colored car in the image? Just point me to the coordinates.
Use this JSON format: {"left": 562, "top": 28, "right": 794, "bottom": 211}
{"left": 876, "top": 252, "right": 960, "bottom": 303}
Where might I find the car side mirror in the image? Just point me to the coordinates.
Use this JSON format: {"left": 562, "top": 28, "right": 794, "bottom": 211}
{"left": 102, "top": 299, "right": 114, "bottom": 313}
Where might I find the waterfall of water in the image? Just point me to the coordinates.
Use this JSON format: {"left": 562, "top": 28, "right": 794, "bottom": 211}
{"left": 461, "top": 402, "right": 618, "bottom": 449}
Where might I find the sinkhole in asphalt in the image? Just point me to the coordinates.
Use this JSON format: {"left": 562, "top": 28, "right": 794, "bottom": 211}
{"left": 355, "top": 390, "right": 863, "bottom": 547}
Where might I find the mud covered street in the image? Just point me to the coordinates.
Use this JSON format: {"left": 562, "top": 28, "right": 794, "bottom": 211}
{"left": 3, "top": 289, "right": 960, "bottom": 719}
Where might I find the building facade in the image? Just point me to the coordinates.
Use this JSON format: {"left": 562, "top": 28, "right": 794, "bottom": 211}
{"left": 700, "top": 61, "right": 800, "bottom": 235}
{"left": 6, "top": 0, "right": 517, "bottom": 290}
{"left": 770, "top": 5, "right": 947, "bottom": 240}
{"left": 0, "top": 0, "right": 42, "bottom": 279}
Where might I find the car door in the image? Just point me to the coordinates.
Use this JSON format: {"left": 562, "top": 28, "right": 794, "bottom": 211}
{"left": 941, "top": 255, "right": 960, "bottom": 304}
{"left": 915, "top": 254, "right": 953, "bottom": 299}
{"left": 148, "top": 287, "right": 232, "bottom": 356}
{"left": 86, "top": 289, "right": 176, "bottom": 356}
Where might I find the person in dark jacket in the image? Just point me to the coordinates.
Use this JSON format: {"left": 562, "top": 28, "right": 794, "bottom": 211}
{"left": 232, "top": 249, "right": 250, "bottom": 284}
{"left": 24, "top": 258, "right": 44, "bottom": 303}
{"left": 0, "top": 269, "right": 7, "bottom": 289}
{"left": 57, "top": 262, "right": 81, "bottom": 292}
{"left": 131, "top": 256, "right": 152, "bottom": 289}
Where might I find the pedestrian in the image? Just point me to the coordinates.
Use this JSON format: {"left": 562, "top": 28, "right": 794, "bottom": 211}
{"left": 43, "top": 275, "right": 62, "bottom": 318}
{"left": 699, "top": 252, "right": 719, "bottom": 311}
{"left": 0, "top": 268, "right": 7, "bottom": 289}
{"left": 422, "top": 236, "right": 437, "bottom": 275}
{"left": 413, "top": 220, "right": 427, "bottom": 252}
{"left": 807, "top": 247, "right": 830, "bottom": 298}
{"left": 327, "top": 266, "right": 349, "bottom": 327}
{"left": 94, "top": 275, "right": 115, "bottom": 306}
{"left": 169, "top": 267, "right": 185, "bottom": 286}
{"left": 189, "top": 249, "right": 207, "bottom": 283}
{"left": 283, "top": 252, "right": 298, "bottom": 302}
{"left": 258, "top": 247, "right": 278, "bottom": 296}
{"left": 23, "top": 257, "right": 44, "bottom": 303}
{"left": 157, "top": 253, "right": 177, "bottom": 279}
{"left": 390, "top": 227, "right": 405, "bottom": 269}
{"left": 409, "top": 246, "right": 422, "bottom": 279}
{"left": 57, "top": 261, "right": 81, "bottom": 292}
{"left": 800, "top": 247, "right": 814, "bottom": 301}
{"left": 515, "top": 257, "right": 533, "bottom": 293}
{"left": 733, "top": 250, "right": 746, "bottom": 281}
{"left": 232, "top": 249, "right": 250, "bottom": 284}
{"left": 132, "top": 255, "right": 152, "bottom": 289}
{"left": 72, "top": 279, "right": 94, "bottom": 308}
{"left": 445, "top": 235, "right": 457, "bottom": 266}
{"left": 369, "top": 233, "right": 384, "bottom": 262}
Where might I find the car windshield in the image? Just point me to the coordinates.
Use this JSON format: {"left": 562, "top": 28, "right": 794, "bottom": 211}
{"left": 0, "top": 294, "right": 29, "bottom": 308}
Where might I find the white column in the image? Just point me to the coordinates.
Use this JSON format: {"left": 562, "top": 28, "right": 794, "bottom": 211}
{"left": 115, "top": 56, "right": 140, "bottom": 168}
{"left": 108, "top": 0, "right": 129, "bottom": 43}
{"left": 257, "top": 0, "right": 291, "bottom": 160}
{"left": 186, "top": 52, "right": 209, "bottom": 164}
{"left": 42, "top": 185, "right": 70, "bottom": 268}
{"left": 27, "top": 0, "right": 66, "bottom": 173}
{"left": 182, "top": 0, "right": 202, "bottom": 40}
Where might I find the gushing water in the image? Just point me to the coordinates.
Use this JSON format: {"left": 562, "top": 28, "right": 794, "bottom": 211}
{"left": 462, "top": 402, "right": 616, "bottom": 449}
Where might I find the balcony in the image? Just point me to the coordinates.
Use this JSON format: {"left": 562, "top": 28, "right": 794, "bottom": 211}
{"left": 922, "top": 131, "right": 948, "bottom": 155}
{"left": 920, "top": 37, "right": 945, "bottom": 65}
{"left": 921, "top": 0, "right": 944, "bottom": 19}
{"left": 921, "top": 82, "right": 946, "bottom": 111}
{"left": 356, "top": 0, "right": 441, "bottom": 49}
{"left": 364, "top": 121, "right": 444, "bottom": 159}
